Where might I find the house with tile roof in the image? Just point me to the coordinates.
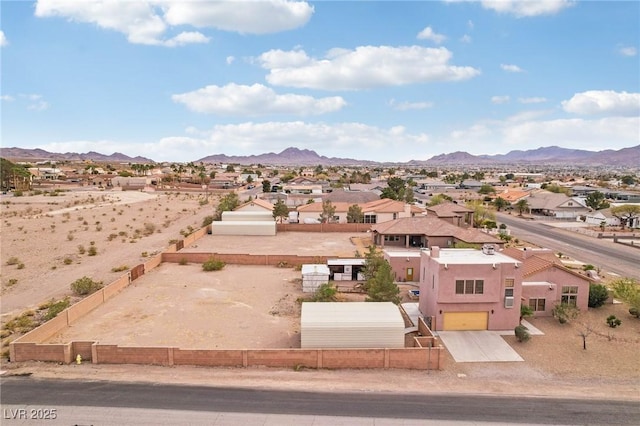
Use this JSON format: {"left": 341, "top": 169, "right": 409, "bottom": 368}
{"left": 502, "top": 247, "right": 591, "bottom": 317}
{"left": 235, "top": 198, "right": 274, "bottom": 213}
{"left": 526, "top": 191, "right": 589, "bottom": 219}
{"left": 370, "top": 216, "right": 503, "bottom": 249}
{"left": 296, "top": 198, "right": 423, "bottom": 225}
{"left": 425, "top": 202, "right": 474, "bottom": 228}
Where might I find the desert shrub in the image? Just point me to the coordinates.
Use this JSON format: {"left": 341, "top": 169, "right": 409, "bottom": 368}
{"left": 6, "top": 257, "right": 20, "bottom": 266}
{"left": 3, "top": 313, "right": 36, "bottom": 333}
{"left": 583, "top": 264, "right": 595, "bottom": 271}
{"left": 44, "top": 297, "right": 71, "bottom": 321}
{"left": 552, "top": 303, "right": 580, "bottom": 324}
{"left": 588, "top": 283, "right": 609, "bottom": 308}
{"left": 63, "top": 257, "right": 73, "bottom": 265}
{"left": 7, "top": 278, "right": 18, "bottom": 286}
{"left": 111, "top": 265, "right": 129, "bottom": 272}
{"left": 17, "top": 262, "right": 25, "bottom": 269}
{"left": 87, "top": 245, "right": 97, "bottom": 256}
{"left": 77, "top": 245, "right": 86, "bottom": 255}
{"left": 13, "top": 190, "right": 23, "bottom": 197}
{"left": 178, "top": 257, "right": 188, "bottom": 265}
{"left": 629, "top": 307, "right": 640, "bottom": 318}
{"left": 514, "top": 325, "right": 530, "bottom": 342}
{"left": 311, "top": 282, "right": 338, "bottom": 302}
{"left": 70, "top": 276, "right": 103, "bottom": 295}
{"left": 202, "top": 258, "right": 225, "bottom": 272}
{"left": 143, "top": 222, "right": 156, "bottom": 236}
{"left": 202, "top": 215, "right": 214, "bottom": 227}
{"left": 606, "top": 315, "right": 622, "bottom": 328}
{"left": 67, "top": 232, "right": 74, "bottom": 241}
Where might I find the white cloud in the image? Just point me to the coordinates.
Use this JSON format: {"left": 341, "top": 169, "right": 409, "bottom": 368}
{"left": 11, "top": 94, "right": 50, "bottom": 111}
{"left": 163, "top": 31, "right": 210, "bottom": 47}
{"left": 162, "top": 0, "right": 313, "bottom": 34}
{"left": 259, "top": 46, "right": 480, "bottom": 90}
{"left": 491, "top": 95, "right": 510, "bottom": 104}
{"left": 417, "top": 26, "right": 446, "bottom": 44}
{"left": 0, "top": 30, "right": 8, "bottom": 47}
{"left": 561, "top": 90, "right": 640, "bottom": 116}
{"left": 618, "top": 46, "right": 638, "bottom": 57}
{"left": 480, "top": 0, "right": 575, "bottom": 17}
{"left": 467, "top": 20, "right": 474, "bottom": 30}
{"left": 460, "top": 34, "right": 472, "bottom": 43}
{"left": 226, "top": 56, "right": 235, "bottom": 65}
{"left": 1, "top": 95, "right": 15, "bottom": 102}
{"left": 518, "top": 97, "right": 547, "bottom": 104}
{"left": 171, "top": 83, "right": 346, "bottom": 116}
{"left": 34, "top": 0, "right": 312, "bottom": 46}
{"left": 500, "top": 63, "right": 524, "bottom": 73}
{"left": 389, "top": 99, "right": 434, "bottom": 111}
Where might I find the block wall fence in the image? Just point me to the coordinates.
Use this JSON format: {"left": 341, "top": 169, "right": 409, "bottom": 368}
{"left": 10, "top": 224, "right": 444, "bottom": 370}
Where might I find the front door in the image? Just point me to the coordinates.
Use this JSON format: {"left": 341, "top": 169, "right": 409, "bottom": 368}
{"left": 406, "top": 267, "right": 414, "bottom": 281}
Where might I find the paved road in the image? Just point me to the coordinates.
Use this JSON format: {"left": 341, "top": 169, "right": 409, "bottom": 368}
{"left": 496, "top": 213, "right": 639, "bottom": 280}
{"left": 1, "top": 378, "right": 638, "bottom": 425}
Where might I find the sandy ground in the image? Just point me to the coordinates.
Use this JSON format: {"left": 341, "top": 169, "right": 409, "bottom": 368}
{"left": 1, "top": 187, "right": 639, "bottom": 400}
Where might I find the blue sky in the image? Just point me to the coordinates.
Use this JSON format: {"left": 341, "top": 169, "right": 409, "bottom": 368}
{"left": 1, "top": 0, "right": 639, "bottom": 163}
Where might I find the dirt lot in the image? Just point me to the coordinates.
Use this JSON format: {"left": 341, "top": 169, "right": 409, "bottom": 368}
{"left": 1, "top": 187, "right": 639, "bottom": 400}
{"left": 48, "top": 264, "right": 305, "bottom": 349}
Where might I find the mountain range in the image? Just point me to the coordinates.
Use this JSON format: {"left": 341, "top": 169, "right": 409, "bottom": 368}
{"left": 1, "top": 145, "right": 638, "bottom": 167}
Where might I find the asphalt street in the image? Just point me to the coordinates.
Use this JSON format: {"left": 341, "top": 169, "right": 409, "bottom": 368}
{"left": 496, "top": 213, "right": 639, "bottom": 279}
{"left": 1, "top": 378, "right": 638, "bottom": 425}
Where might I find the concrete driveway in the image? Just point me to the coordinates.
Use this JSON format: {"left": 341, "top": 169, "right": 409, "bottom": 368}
{"left": 437, "top": 331, "right": 523, "bottom": 362}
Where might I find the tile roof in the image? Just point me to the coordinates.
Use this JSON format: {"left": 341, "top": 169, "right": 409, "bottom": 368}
{"left": 371, "top": 216, "right": 502, "bottom": 244}
{"left": 501, "top": 247, "right": 591, "bottom": 281}
{"left": 426, "top": 202, "right": 473, "bottom": 217}
{"left": 236, "top": 198, "right": 274, "bottom": 211}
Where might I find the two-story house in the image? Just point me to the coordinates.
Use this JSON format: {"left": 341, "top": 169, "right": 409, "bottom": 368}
{"left": 419, "top": 246, "right": 522, "bottom": 331}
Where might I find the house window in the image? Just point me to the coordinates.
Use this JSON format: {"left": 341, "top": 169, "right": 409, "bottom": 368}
{"left": 455, "top": 279, "right": 484, "bottom": 295}
{"left": 393, "top": 213, "right": 398, "bottom": 220}
{"left": 529, "top": 298, "right": 546, "bottom": 311}
{"left": 505, "top": 288, "right": 514, "bottom": 297}
{"left": 562, "top": 286, "right": 579, "bottom": 305}
{"left": 364, "top": 214, "right": 377, "bottom": 224}
{"left": 505, "top": 278, "right": 515, "bottom": 287}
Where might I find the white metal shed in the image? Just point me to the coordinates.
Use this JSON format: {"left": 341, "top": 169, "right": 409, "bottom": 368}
{"left": 301, "top": 302, "right": 405, "bottom": 348}
{"left": 301, "top": 264, "right": 330, "bottom": 293}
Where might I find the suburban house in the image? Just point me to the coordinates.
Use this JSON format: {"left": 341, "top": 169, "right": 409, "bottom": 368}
{"left": 425, "top": 203, "right": 474, "bottom": 228}
{"left": 494, "top": 188, "right": 530, "bottom": 204}
{"left": 584, "top": 208, "right": 620, "bottom": 228}
{"left": 370, "top": 216, "right": 504, "bottom": 249}
{"left": 526, "top": 191, "right": 589, "bottom": 219}
{"left": 502, "top": 247, "right": 591, "bottom": 316}
{"left": 296, "top": 198, "right": 422, "bottom": 224}
{"left": 418, "top": 246, "right": 522, "bottom": 331}
{"left": 235, "top": 198, "right": 274, "bottom": 213}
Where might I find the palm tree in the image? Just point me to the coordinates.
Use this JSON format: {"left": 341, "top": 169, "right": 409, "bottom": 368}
{"left": 515, "top": 199, "right": 529, "bottom": 216}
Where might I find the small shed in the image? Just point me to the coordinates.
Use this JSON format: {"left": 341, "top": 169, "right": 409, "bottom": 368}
{"left": 327, "top": 258, "right": 366, "bottom": 281}
{"left": 301, "top": 302, "right": 405, "bottom": 348}
{"left": 301, "top": 264, "right": 330, "bottom": 293}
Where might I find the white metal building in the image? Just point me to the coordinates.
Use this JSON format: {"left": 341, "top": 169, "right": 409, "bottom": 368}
{"left": 211, "top": 211, "right": 276, "bottom": 236}
{"left": 301, "top": 302, "right": 405, "bottom": 348}
{"left": 301, "top": 264, "right": 330, "bottom": 293}
{"left": 327, "top": 258, "right": 366, "bottom": 281}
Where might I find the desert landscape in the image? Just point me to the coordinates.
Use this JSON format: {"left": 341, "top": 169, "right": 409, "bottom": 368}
{"left": 1, "top": 187, "right": 639, "bottom": 401}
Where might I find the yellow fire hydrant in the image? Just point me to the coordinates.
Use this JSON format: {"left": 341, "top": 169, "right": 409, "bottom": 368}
{"left": 76, "top": 354, "right": 82, "bottom": 365}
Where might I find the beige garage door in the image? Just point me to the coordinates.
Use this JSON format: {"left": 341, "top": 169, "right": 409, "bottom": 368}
{"left": 443, "top": 312, "right": 488, "bottom": 331}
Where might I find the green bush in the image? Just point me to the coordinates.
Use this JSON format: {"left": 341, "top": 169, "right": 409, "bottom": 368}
{"left": 202, "top": 258, "right": 225, "bottom": 272}
{"left": 588, "top": 283, "right": 609, "bottom": 308}
{"left": 311, "top": 282, "right": 338, "bottom": 302}
{"left": 70, "top": 276, "right": 103, "bottom": 295}
{"left": 606, "top": 315, "right": 622, "bottom": 328}
{"left": 629, "top": 307, "right": 640, "bottom": 318}
{"left": 552, "top": 303, "right": 579, "bottom": 324}
{"left": 202, "top": 215, "right": 214, "bottom": 227}
{"left": 44, "top": 297, "right": 71, "bottom": 321}
{"left": 514, "top": 325, "right": 530, "bottom": 342}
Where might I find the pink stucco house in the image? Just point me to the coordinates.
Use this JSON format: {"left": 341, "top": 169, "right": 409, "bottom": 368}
{"left": 502, "top": 247, "right": 591, "bottom": 317}
{"left": 419, "top": 246, "right": 523, "bottom": 331}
